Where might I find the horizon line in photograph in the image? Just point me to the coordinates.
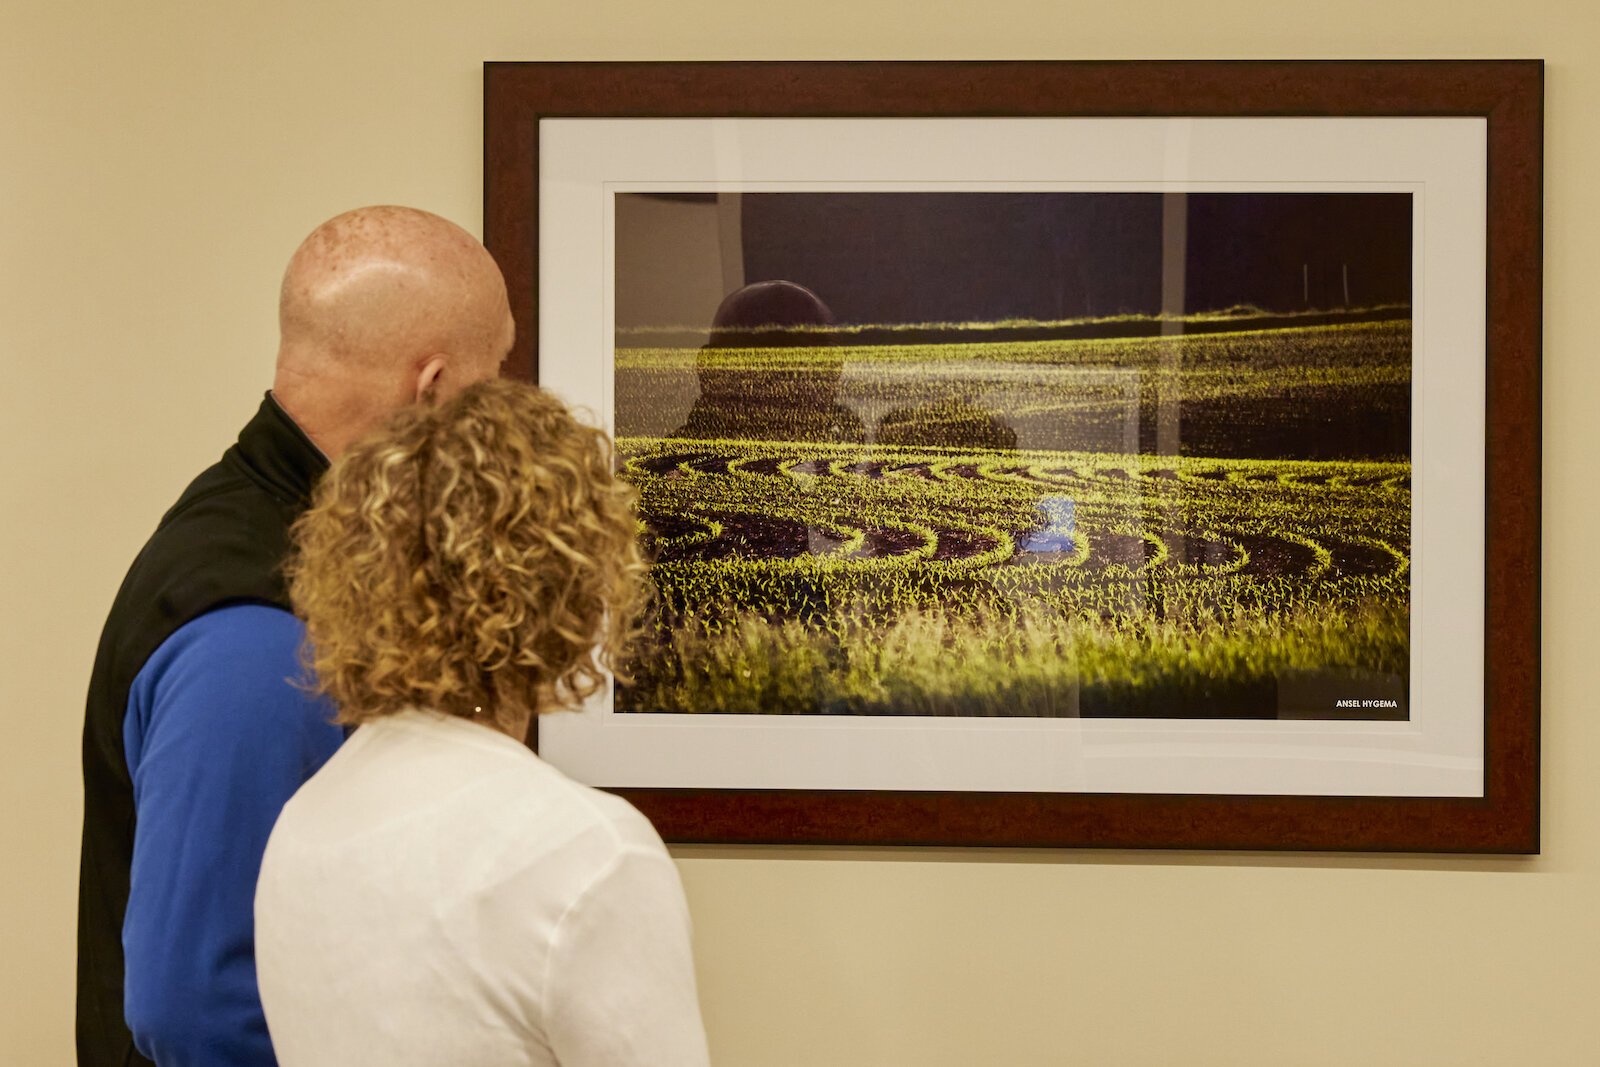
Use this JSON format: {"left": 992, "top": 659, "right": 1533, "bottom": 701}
{"left": 615, "top": 189, "right": 1414, "bottom": 343}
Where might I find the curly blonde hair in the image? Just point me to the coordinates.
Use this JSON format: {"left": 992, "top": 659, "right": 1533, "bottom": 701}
{"left": 287, "top": 378, "right": 647, "bottom": 730}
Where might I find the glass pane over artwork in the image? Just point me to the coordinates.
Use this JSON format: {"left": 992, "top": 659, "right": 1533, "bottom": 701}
{"left": 534, "top": 116, "right": 1484, "bottom": 797}
{"left": 612, "top": 190, "right": 1413, "bottom": 722}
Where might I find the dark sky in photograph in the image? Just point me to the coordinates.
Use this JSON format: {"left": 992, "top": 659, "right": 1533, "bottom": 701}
{"left": 616, "top": 191, "right": 1413, "bottom": 327}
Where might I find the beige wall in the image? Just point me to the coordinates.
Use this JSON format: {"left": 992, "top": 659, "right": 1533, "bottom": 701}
{"left": 3, "top": 1, "right": 1593, "bottom": 1063}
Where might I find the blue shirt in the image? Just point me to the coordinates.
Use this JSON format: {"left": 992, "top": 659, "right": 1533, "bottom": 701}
{"left": 122, "top": 603, "right": 343, "bottom": 1065}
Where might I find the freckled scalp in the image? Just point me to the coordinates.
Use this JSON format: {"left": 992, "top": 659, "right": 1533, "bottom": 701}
{"left": 278, "top": 206, "right": 509, "bottom": 368}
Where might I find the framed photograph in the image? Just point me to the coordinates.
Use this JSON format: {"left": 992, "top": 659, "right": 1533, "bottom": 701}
{"left": 484, "top": 61, "right": 1541, "bottom": 851}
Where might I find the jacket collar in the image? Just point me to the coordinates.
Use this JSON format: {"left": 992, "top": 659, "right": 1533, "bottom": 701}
{"left": 227, "top": 391, "right": 330, "bottom": 507}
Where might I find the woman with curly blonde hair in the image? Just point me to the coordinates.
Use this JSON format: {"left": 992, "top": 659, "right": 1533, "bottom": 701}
{"left": 253, "top": 379, "right": 709, "bottom": 1067}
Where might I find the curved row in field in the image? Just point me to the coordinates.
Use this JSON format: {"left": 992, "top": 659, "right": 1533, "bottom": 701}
{"left": 630, "top": 446, "right": 1407, "bottom": 584}
{"left": 641, "top": 508, "right": 1407, "bottom": 583}
{"left": 619, "top": 436, "right": 1410, "bottom": 635}
{"left": 630, "top": 449, "right": 1412, "bottom": 493}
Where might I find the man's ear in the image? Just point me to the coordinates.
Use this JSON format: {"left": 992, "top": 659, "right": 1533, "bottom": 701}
{"left": 414, "top": 355, "right": 447, "bottom": 402}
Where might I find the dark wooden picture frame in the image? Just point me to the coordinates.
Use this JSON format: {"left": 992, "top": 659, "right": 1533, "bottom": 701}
{"left": 484, "top": 60, "right": 1541, "bottom": 852}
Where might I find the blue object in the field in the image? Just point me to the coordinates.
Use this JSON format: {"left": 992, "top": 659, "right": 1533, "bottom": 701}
{"left": 1019, "top": 496, "right": 1076, "bottom": 553}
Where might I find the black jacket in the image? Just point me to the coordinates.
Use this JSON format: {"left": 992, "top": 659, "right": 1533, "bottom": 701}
{"left": 77, "top": 394, "right": 326, "bottom": 1066}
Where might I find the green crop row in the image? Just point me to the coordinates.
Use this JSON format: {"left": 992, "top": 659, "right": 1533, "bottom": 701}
{"left": 615, "top": 320, "right": 1410, "bottom": 457}
{"left": 618, "top": 596, "right": 1408, "bottom": 717}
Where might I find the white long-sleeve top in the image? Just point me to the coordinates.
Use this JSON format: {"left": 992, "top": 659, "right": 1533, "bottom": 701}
{"left": 255, "top": 707, "right": 710, "bottom": 1067}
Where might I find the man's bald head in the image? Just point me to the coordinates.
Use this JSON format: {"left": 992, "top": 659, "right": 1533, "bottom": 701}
{"left": 273, "top": 206, "right": 514, "bottom": 458}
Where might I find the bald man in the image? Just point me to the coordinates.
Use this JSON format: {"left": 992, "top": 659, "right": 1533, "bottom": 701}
{"left": 78, "top": 207, "right": 514, "bottom": 1067}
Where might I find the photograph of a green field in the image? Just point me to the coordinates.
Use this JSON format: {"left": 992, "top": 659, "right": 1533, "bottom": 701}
{"left": 613, "top": 191, "right": 1412, "bottom": 718}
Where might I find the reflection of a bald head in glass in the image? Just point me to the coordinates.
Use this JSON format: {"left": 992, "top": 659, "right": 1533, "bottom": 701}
{"left": 708, "top": 279, "right": 834, "bottom": 346}
{"left": 675, "top": 280, "right": 864, "bottom": 444}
